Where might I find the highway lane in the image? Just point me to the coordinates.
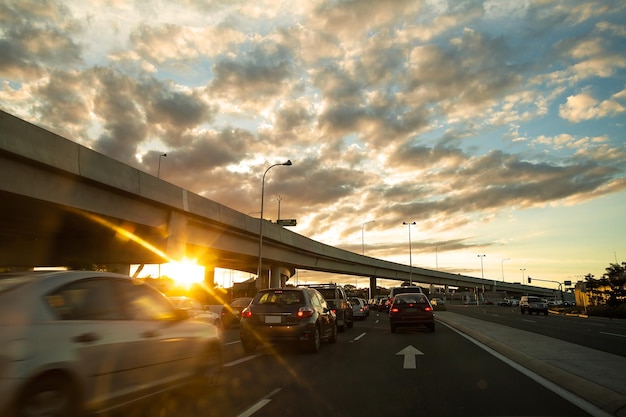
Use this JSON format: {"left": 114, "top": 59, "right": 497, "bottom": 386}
{"left": 106, "top": 311, "right": 599, "bottom": 416}
{"left": 446, "top": 304, "right": 626, "bottom": 357}
{"left": 204, "top": 312, "right": 591, "bottom": 417}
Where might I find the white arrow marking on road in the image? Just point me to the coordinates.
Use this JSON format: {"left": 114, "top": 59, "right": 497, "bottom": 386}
{"left": 396, "top": 345, "right": 425, "bottom": 369}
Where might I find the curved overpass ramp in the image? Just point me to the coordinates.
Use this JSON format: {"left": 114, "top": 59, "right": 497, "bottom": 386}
{"left": 0, "top": 110, "right": 553, "bottom": 297}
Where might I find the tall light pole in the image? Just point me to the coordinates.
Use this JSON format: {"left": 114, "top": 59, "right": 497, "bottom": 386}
{"left": 477, "top": 254, "right": 486, "bottom": 278}
{"left": 520, "top": 268, "right": 526, "bottom": 282}
{"left": 361, "top": 220, "right": 375, "bottom": 255}
{"left": 157, "top": 153, "right": 167, "bottom": 178}
{"left": 257, "top": 160, "right": 292, "bottom": 289}
{"left": 403, "top": 221, "right": 416, "bottom": 285}
{"left": 501, "top": 258, "right": 510, "bottom": 282}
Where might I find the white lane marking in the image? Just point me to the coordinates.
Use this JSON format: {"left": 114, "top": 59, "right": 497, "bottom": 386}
{"left": 439, "top": 320, "right": 613, "bottom": 417}
{"left": 224, "top": 340, "right": 242, "bottom": 346}
{"left": 237, "top": 388, "right": 282, "bottom": 417}
{"left": 521, "top": 319, "right": 536, "bottom": 323}
{"left": 600, "top": 331, "right": 626, "bottom": 338}
{"left": 351, "top": 332, "right": 367, "bottom": 342}
{"left": 224, "top": 354, "right": 263, "bottom": 367}
{"left": 395, "top": 345, "right": 425, "bottom": 369}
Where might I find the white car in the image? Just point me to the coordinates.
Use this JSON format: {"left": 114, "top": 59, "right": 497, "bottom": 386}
{"left": 168, "top": 296, "right": 223, "bottom": 330}
{"left": 349, "top": 297, "right": 368, "bottom": 320}
{"left": 0, "top": 271, "right": 223, "bottom": 417}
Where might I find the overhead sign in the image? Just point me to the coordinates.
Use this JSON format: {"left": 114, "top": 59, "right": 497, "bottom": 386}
{"left": 276, "top": 219, "right": 297, "bottom": 227}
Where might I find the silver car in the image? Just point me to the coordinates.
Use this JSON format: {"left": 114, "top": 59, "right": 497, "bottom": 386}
{"left": 0, "top": 270, "right": 222, "bottom": 417}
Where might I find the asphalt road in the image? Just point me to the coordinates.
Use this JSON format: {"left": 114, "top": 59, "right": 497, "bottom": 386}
{"left": 108, "top": 311, "right": 601, "bottom": 417}
{"left": 445, "top": 304, "right": 626, "bottom": 357}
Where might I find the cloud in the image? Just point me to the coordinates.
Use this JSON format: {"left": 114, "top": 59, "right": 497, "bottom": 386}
{"left": 559, "top": 92, "right": 625, "bottom": 122}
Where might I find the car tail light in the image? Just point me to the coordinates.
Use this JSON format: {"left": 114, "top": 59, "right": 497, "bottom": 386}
{"left": 241, "top": 308, "right": 252, "bottom": 318}
{"left": 390, "top": 307, "right": 399, "bottom": 313}
{"left": 297, "top": 307, "right": 314, "bottom": 318}
{"left": 424, "top": 306, "right": 433, "bottom": 312}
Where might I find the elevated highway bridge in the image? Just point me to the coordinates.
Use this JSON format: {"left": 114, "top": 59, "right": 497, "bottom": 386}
{"left": 0, "top": 110, "right": 554, "bottom": 298}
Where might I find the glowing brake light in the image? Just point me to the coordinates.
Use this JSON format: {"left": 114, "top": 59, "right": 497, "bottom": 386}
{"left": 241, "top": 309, "right": 252, "bottom": 318}
{"left": 390, "top": 307, "right": 399, "bottom": 313}
{"left": 297, "top": 307, "right": 314, "bottom": 318}
{"left": 424, "top": 306, "right": 433, "bottom": 312}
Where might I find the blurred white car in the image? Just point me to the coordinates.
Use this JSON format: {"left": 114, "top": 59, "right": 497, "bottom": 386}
{"left": 0, "top": 270, "right": 222, "bottom": 417}
{"left": 168, "top": 296, "right": 223, "bottom": 330}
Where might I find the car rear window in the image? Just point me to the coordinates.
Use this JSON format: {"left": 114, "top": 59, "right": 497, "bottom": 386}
{"left": 255, "top": 290, "right": 304, "bottom": 306}
{"left": 395, "top": 294, "right": 429, "bottom": 304}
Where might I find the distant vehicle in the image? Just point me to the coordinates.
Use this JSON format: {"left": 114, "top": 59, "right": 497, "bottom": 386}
{"left": 0, "top": 270, "right": 223, "bottom": 417}
{"left": 168, "top": 296, "right": 223, "bottom": 329}
{"left": 389, "top": 292, "right": 435, "bottom": 332}
{"left": 388, "top": 286, "right": 424, "bottom": 306}
{"left": 300, "top": 283, "right": 353, "bottom": 331}
{"left": 221, "top": 297, "right": 253, "bottom": 328}
{"left": 520, "top": 295, "right": 548, "bottom": 315}
{"left": 430, "top": 297, "right": 445, "bottom": 306}
{"left": 239, "top": 287, "right": 337, "bottom": 353}
{"left": 498, "top": 299, "right": 511, "bottom": 306}
{"left": 349, "top": 297, "right": 368, "bottom": 320}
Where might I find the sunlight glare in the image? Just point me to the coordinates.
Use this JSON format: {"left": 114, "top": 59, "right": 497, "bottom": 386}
{"left": 162, "top": 259, "right": 205, "bottom": 289}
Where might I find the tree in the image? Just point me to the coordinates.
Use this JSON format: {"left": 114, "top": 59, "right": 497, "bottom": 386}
{"left": 602, "top": 262, "right": 626, "bottom": 306}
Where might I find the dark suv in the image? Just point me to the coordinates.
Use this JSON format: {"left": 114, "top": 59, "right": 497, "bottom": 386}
{"left": 240, "top": 287, "right": 337, "bottom": 353}
{"left": 301, "top": 284, "right": 354, "bottom": 331}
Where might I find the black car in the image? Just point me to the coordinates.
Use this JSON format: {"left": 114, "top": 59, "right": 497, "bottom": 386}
{"left": 240, "top": 287, "right": 337, "bottom": 353}
{"left": 389, "top": 292, "right": 435, "bottom": 332}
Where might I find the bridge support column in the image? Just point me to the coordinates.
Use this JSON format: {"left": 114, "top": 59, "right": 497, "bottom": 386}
{"left": 166, "top": 211, "right": 188, "bottom": 261}
{"left": 107, "top": 264, "right": 130, "bottom": 275}
{"left": 204, "top": 267, "right": 216, "bottom": 289}
{"left": 270, "top": 265, "right": 291, "bottom": 288}
{"left": 369, "top": 276, "right": 377, "bottom": 298}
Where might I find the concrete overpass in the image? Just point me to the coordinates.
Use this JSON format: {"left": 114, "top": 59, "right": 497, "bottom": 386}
{"left": 0, "top": 110, "right": 554, "bottom": 297}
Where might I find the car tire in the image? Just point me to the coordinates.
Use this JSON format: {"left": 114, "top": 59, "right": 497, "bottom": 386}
{"left": 15, "top": 373, "right": 78, "bottom": 417}
{"left": 347, "top": 315, "right": 354, "bottom": 328}
{"left": 429, "top": 323, "right": 435, "bottom": 332}
{"left": 307, "top": 325, "right": 321, "bottom": 353}
{"left": 329, "top": 322, "right": 338, "bottom": 343}
{"left": 544, "top": 310, "right": 548, "bottom": 316}
{"left": 390, "top": 325, "right": 397, "bottom": 333}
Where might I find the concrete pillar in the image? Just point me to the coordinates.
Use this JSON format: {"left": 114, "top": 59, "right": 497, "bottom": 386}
{"left": 107, "top": 264, "right": 130, "bottom": 275}
{"left": 204, "top": 267, "right": 215, "bottom": 289}
{"left": 270, "top": 265, "right": 292, "bottom": 288}
{"left": 369, "top": 276, "right": 377, "bottom": 298}
{"left": 166, "top": 211, "right": 188, "bottom": 261}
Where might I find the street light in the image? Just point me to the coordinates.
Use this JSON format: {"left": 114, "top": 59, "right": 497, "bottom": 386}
{"left": 403, "top": 221, "right": 416, "bottom": 285}
{"left": 501, "top": 258, "right": 510, "bottom": 282}
{"left": 520, "top": 268, "right": 526, "bottom": 282}
{"left": 157, "top": 153, "right": 167, "bottom": 178}
{"left": 257, "top": 160, "right": 292, "bottom": 289}
{"left": 477, "top": 254, "right": 486, "bottom": 278}
{"left": 361, "top": 220, "right": 375, "bottom": 255}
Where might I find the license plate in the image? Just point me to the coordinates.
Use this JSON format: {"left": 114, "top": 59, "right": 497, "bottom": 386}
{"left": 405, "top": 308, "right": 416, "bottom": 313}
{"left": 265, "top": 315, "right": 282, "bottom": 324}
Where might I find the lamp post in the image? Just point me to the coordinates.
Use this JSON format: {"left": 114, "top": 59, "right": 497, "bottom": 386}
{"left": 403, "top": 221, "right": 416, "bottom": 285}
{"left": 520, "top": 268, "right": 526, "bottom": 282}
{"left": 157, "top": 153, "right": 167, "bottom": 178}
{"left": 477, "top": 254, "right": 486, "bottom": 278}
{"left": 361, "top": 220, "right": 375, "bottom": 255}
{"left": 501, "top": 258, "right": 510, "bottom": 282}
{"left": 257, "top": 160, "right": 292, "bottom": 289}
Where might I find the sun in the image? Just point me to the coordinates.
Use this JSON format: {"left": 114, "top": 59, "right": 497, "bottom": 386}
{"left": 162, "top": 259, "right": 205, "bottom": 289}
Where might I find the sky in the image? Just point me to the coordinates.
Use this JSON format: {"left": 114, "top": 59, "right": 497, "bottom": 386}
{"left": 1, "top": 0, "right": 625, "bottom": 290}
